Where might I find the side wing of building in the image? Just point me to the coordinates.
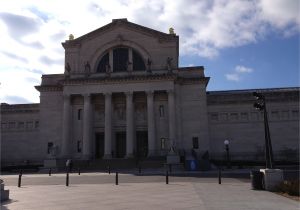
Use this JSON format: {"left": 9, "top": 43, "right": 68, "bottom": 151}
{"left": 207, "top": 88, "right": 299, "bottom": 162}
{"left": 1, "top": 103, "right": 43, "bottom": 165}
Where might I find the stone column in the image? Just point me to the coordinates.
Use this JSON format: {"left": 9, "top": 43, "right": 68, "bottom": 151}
{"left": 61, "top": 94, "right": 71, "bottom": 158}
{"left": 147, "top": 91, "right": 155, "bottom": 156}
{"left": 168, "top": 90, "right": 176, "bottom": 147}
{"left": 104, "top": 93, "right": 112, "bottom": 158}
{"left": 82, "top": 94, "right": 91, "bottom": 159}
{"left": 125, "top": 92, "right": 134, "bottom": 157}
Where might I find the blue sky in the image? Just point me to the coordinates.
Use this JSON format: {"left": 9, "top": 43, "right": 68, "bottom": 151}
{"left": 181, "top": 34, "right": 299, "bottom": 91}
{"left": 0, "top": 0, "right": 299, "bottom": 104}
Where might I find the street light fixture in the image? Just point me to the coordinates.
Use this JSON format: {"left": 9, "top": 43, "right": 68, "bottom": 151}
{"left": 253, "top": 92, "right": 274, "bottom": 169}
{"left": 224, "top": 139, "right": 231, "bottom": 169}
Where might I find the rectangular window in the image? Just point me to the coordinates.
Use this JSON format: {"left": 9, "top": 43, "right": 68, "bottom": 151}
{"left": 1, "top": 123, "right": 7, "bottom": 129}
{"left": 77, "top": 141, "right": 82, "bottom": 153}
{"left": 161, "top": 138, "right": 166, "bottom": 149}
{"left": 47, "top": 142, "right": 53, "bottom": 154}
{"left": 210, "top": 113, "right": 218, "bottom": 121}
{"left": 220, "top": 113, "right": 228, "bottom": 121}
{"left": 240, "top": 112, "right": 249, "bottom": 121}
{"left": 159, "top": 105, "right": 165, "bottom": 117}
{"left": 26, "top": 122, "right": 33, "bottom": 129}
{"left": 192, "top": 137, "right": 199, "bottom": 149}
{"left": 292, "top": 110, "right": 299, "bottom": 119}
{"left": 35, "top": 121, "right": 39, "bottom": 128}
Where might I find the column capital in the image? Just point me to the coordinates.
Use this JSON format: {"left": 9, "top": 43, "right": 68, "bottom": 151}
{"left": 125, "top": 91, "right": 133, "bottom": 97}
{"left": 146, "top": 90, "right": 154, "bottom": 96}
{"left": 167, "top": 89, "right": 174, "bottom": 95}
{"left": 104, "top": 92, "right": 112, "bottom": 97}
{"left": 63, "top": 94, "right": 70, "bottom": 100}
{"left": 83, "top": 93, "right": 91, "bottom": 99}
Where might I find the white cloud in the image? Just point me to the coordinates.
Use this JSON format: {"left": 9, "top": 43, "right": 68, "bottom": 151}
{"left": 225, "top": 73, "right": 240, "bottom": 82}
{"left": 226, "top": 65, "right": 253, "bottom": 82}
{"left": 235, "top": 65, "right": 253, "bottom": 73}
{"left": 0, "top": 0, "right": 298, "bottom": 103}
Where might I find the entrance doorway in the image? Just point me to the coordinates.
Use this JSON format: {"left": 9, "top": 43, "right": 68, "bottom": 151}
{"left": 116, "top": 132, "right": 126, "bottom": 158}
{"left": 136, "top": 131, "right": 148, "bottom": 158}
{"left": 95, "top": 133, "right": 104, "bottom": 159}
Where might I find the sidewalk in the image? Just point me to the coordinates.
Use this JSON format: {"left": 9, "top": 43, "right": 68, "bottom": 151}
{"left": 1, "top": 181, "right": 299, "bottom": 210}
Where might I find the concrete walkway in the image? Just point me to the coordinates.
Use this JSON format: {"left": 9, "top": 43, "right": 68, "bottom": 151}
{"left": 1, "top": 176, "right": 299, "bottom": 210}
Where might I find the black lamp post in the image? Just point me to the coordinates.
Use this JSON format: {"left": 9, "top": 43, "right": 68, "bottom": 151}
{"left": 224, "top": 140, "right": 231, "bottom": 169}
{"left": 253, "top": 92, "right": 274, "bottom": 169}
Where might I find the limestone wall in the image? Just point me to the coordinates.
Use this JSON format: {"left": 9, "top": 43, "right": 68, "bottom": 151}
{"left": 1, "top": 104, "right": 42, "bottom": 164}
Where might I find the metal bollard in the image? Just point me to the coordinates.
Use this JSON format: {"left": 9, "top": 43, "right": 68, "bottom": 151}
{"left": 20, "top": 169, "right": 23, "bottom": 176}
{"left": 115, "top": 172, "right": 118, "bottom": 185}
{"left": 139, "top": 165, "right": 141, "bottom": 174}
{"left": 18, "top": 174, "right": 22, "bottom": 187}
{"left": 108, "top": 165, "right": 111, "bottom": 174}
{"left": 49, "top": 168, "right": 52, "bottom": 176}
{"left": 78, "top": 168, "right": 81, "bottom": 175}
{"left": 166, "top": 171, "right": 169, "bottom": 184}
{"left": 218, "top": 168, "right": 221, "bottom": 184}
{"left": 66, "top": 172, "right": 69, "bottom": 186}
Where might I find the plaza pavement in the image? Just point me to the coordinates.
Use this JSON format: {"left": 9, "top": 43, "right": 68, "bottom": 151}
{"left": 1, "top": 172, "right": 299, "bottom": 210}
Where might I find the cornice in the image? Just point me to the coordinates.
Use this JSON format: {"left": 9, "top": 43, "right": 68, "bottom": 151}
{"left": 207, "top": 90, "right": 299, "bottom": 105}
{"left": 35, "top": 85, "right": 63, "bottom": 92}
{"left": 176, "top": 77, "right": 210, "bottom": 86}
{"left": 1, "top": 109, "right": 39, "bottom": 114}
{"left": 62, "top": 74, "right": 178, "bottom": 85}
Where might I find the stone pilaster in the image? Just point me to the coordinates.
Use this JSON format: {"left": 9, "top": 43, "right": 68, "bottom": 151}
{"left": 61, "top": 94, "right": 71, "bottom": 158}
{"left": 168, "top": 90, "right": 176, "bottom": 147}
{"left": 82, "top": 94, "right": 91, "bottom": 159}
{"left": 125, "top": 91, "right": 134, "bottom": 157}
{"left": 147, "top": 91, "right": 155, "bottom": 156}
{"left": 104, "top": 92, "right": 112, "bottom": 158}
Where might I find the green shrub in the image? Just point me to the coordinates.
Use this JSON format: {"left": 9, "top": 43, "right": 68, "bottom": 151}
{"left": 278, "top": 180, "right": 299, "bottom": 196}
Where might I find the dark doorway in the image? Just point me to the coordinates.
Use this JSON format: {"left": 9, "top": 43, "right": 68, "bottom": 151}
{"left": 116, "top": 132, "right": 126, "bottom": 158}
{"left": 136, "top": 131, "right": 148, "bottom": 158}
{"left": 95, "top": 133, "right": 104, "bottom": 159}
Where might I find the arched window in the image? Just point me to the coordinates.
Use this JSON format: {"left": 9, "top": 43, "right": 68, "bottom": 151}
{"left": 97, "top": 52, "right": 109, "bottom": 72}
{"left": 113, "top": 48, "right": 128, "bottom": 72}
{"left": 133, "top": 49, "right": 145, "bottom": 71}
{"left": 96, "top": 47, "right": 146, "bottom": 73}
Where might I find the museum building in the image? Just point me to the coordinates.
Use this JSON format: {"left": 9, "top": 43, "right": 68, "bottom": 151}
{"left": 1, "top": 19, "right": 299, "bottom": 166}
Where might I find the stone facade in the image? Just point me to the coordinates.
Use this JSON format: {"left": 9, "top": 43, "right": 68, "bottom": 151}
{"left": 1, "top": 19, "right": 299, "bottom": 165}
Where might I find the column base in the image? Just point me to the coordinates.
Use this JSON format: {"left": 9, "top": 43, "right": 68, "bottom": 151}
{"left": 103, "top": 154, "right": 112, "bottom": 159}
{"left": 125, "top": 154, "right": 134, "bottom": 159}
{"left": 81, "top": 154, "right": 91, "bottom": 160}
{"left": 147, "top": 150, "right": 156, "bottom": 157}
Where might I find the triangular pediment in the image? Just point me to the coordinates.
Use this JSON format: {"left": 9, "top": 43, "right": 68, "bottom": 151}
{"left": 63, "top": 18, "right": 177, "bottom": 48}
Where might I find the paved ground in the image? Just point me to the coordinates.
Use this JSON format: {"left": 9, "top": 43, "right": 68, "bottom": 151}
{"left": 1, "top": 172, "right": 299, "bottom": 210}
